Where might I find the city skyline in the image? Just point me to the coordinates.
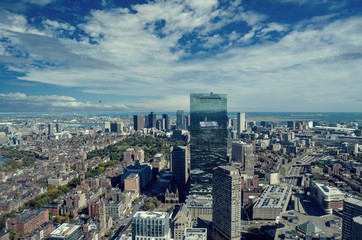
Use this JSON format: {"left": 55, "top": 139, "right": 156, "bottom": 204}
{"left": 0, "top": 0, "right": 362, "bottom": 112}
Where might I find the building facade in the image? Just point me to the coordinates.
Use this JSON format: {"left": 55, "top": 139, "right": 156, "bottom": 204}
{"left": 176, "top": 110, "right": 186, "bottom": 130}
{"left": 171, "top": 146, "right": 189, "bottom": 202}
{"left": 122, "top": 161, "right": 152, "bottom": 190}
{"left": 184, "top": 228, "right": 207, "bottom": 240}
{"left": 231, "top": 141, "right": 255, "bottom": 178}
{"left": 342, "top": 198, "right": 362, "bottom": 240}
{"left": 49, "top": 223, "right": 84, "bottom": 240}
{"left": 236, "top": 112, "right": 246, "bottom": 134}
{"left": 133, "top": 115, "right": 145, "bottom": 131}
{"left": 148, "top": 112, "right": 157, "bottom": 128}
{"left": 132, "top": 211, "right": 170, "bottom": 240}
{"left": 6, "top": 209, "right": 49, "bottom": 235}
{"left": 189, "top": 92, "right": 228, "bottom": 194}
{"left": 170, "top": 204, "right": 192, "bottom": 240}
{"left": 310, "top": 182, "right": 344, "bottom": 214}
{"left": 213, "top": 166, "right": 241, "bottom": 240}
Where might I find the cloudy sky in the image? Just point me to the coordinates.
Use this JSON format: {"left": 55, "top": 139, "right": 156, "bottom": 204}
{"left": 0, "top": 0, "right": 361, "bottom": 112}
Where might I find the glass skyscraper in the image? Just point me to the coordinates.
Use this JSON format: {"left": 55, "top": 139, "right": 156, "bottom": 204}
{"left": 189, "top": 93, "right": 228, "bottom": 194}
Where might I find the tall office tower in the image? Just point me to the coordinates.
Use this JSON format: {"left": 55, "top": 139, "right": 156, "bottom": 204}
{"left": 133, "top": 115, "right": 145, "bottom": 131}
{"left": 287, "top": 121, "right": 295, "bottom": 130}
{"left": 171, "top": 146, "right": 189, "bottom": 202}
{"left": 148, "top": 112, "right": 157, "bottom": 128}
{"left": 213, "top": 166, "right": 241, "bottom": 240}
{"left": 144, "top": 115, "right": 149, "bottom": 128}
{"left": 190, "top": 93, "right": 228, "bottom": 194}
{"left": 231, "top": 141, "right": 255, "bottom": 178}
{"left": 132, "top": 211, "right": 170, "bottom": 240}
{"left": 176, "top": 110, "right": 186, "bottom": 130}
{"left": 237, "top": 112, "right": 246, "bottom": 134}
{"left": 48, "top": 123, "right": 55, "bottom": 136}
{"left": 162, "top": 114, "right": 170, "bottom": 130}
{"left": 55, "top": 123, "right": 64, "bottom": 133}
{"left": 342, "top": 198, "right": 362, "bottom": 240}
{"left": 110, "top": 122, "right": 122, "bottom": 133}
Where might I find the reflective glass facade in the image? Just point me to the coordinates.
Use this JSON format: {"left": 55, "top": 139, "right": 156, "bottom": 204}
{"left": 189, "top": 93, "right": 228, "bottom": 194}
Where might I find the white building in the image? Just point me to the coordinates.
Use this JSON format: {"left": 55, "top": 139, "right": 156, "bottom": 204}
{"left": 310, "top": 182, "right": 344, "bottom": 214}
{"left": 266, "top": 172, "right": 280, "bottom": 185}
{"left": 237, "top": 112, "right": 246, "bottom": 134}
{"left": 132, "top": 211, "right": 170, "bottom": 240}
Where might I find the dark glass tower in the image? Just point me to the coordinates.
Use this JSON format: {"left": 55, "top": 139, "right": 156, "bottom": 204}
{"left": 171, "top": 146, "right": 189, "bottom": 202}
{"left": 189, "top": 93, "right": 228, "bottom": 194}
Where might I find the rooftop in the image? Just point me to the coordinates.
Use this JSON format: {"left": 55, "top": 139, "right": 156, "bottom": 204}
{"left": 344, "top": 197, "right": 362, "bottom": 207}
{"left": 50, "top": 223, "right": 80, "bottom": 237}
{"left": 254, "top": 184, "right": 291, "bottom": 209}
{"left": 133, "top": 211, "right": 169, "bottom": 220}
{"left": 313, "top": 182, "right": 344, "bottom": 196}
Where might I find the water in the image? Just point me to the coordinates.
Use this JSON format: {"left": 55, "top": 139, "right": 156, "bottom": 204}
{"left": 231, "top": 112, "right": 362, "bottom": 124}
{"left": 1, "top": 111, "right": 361, "bottom": 124}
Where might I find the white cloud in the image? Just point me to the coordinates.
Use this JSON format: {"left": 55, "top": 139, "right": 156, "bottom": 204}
{"left": 260, "top": 22, "right": 287, "bottom": 34}
{"left": 24, "top": 0, "right": 56, "bottom": 6}
{"left": 203, "top": 34, "right": 224, "bottom": 48}
{"left": 42, "top": 19, "right": 76, "bottom": 32}
{"left": 1, "top": 1, "right": 361, "bottom": 112}
{"left": 185, "top": 0, "right": 218, "bottom": 15}
{"left": 0, "top": 93, "right": 127, "bottom": 111}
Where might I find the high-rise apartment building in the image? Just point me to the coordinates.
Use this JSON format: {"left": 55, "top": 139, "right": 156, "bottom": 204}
{"left": 133, "top": 115, "right": 145, "bottom": 131}
{"left": 171, "top": 146, "right": 189, "bottom": 202}
{"left": 342, "top": 198, "right": 362, "bottom": 240}
{"left": 213, "top": 166, "right": 241, "bottom": 240}
{"left": 132, "top": 211, "right": 170, "bottom": 240}
{"left": 189, "top": 93, "right": 228, "bottom": 194}
{"left": 176, "top": 110, "right": 186, "bottom": 130}
{"left": 236, "top": 112, "right": 246, "bottom": 134}
{"left": 231, "top": 141, "right": 255, "bottom": 178}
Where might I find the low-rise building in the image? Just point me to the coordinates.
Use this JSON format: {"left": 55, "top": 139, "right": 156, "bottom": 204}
{"left": 6, "top": 209, "right": 49, "bottom": 235}
{"left": 132, "top": 211, "right": 170, "bottom": 240}
{"left": 171, "top": 204, "right": 192, "bottom": 240}
{"left": 186, "top": 194, "right": 213, "bottom": 224}
{"left": 184, "top": 228, "right": 207, "bottom": 240}
{"left": 49, "top": 223, "right": 84, "bottom": 240}
{"left": 106, "top": 201, "right": 125, "bottom": 220}
{"left": 310, "top": 181, "right": 344, "bottom": 214}
{"left": 253, "top": 184, "right": 292, "bottom": 220}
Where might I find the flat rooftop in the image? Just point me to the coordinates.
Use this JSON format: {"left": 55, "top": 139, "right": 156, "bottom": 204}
{"left": 313, "top": 182, "right": 344, "bottom": 196}
{"left": 50, "top": 223, "right": 80, "bottom": 236}
{"left": 133, "top": 211, "right": 169, "bottom": 219}
{"left": 275, "top": 210, "right": 342, "bottom": 239}
{"left": 254, "top": 185, "right": 291, "bottom": 209}
{"left": 344, "top": 197, "right": 362, "bottom": 207}
{"left": 186, "top": 194, "right": 212, "bottom": 208}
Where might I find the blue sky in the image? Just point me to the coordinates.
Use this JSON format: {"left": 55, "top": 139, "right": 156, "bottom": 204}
{"left": 0, "top": 0, "right": 361, "bottom": 112}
